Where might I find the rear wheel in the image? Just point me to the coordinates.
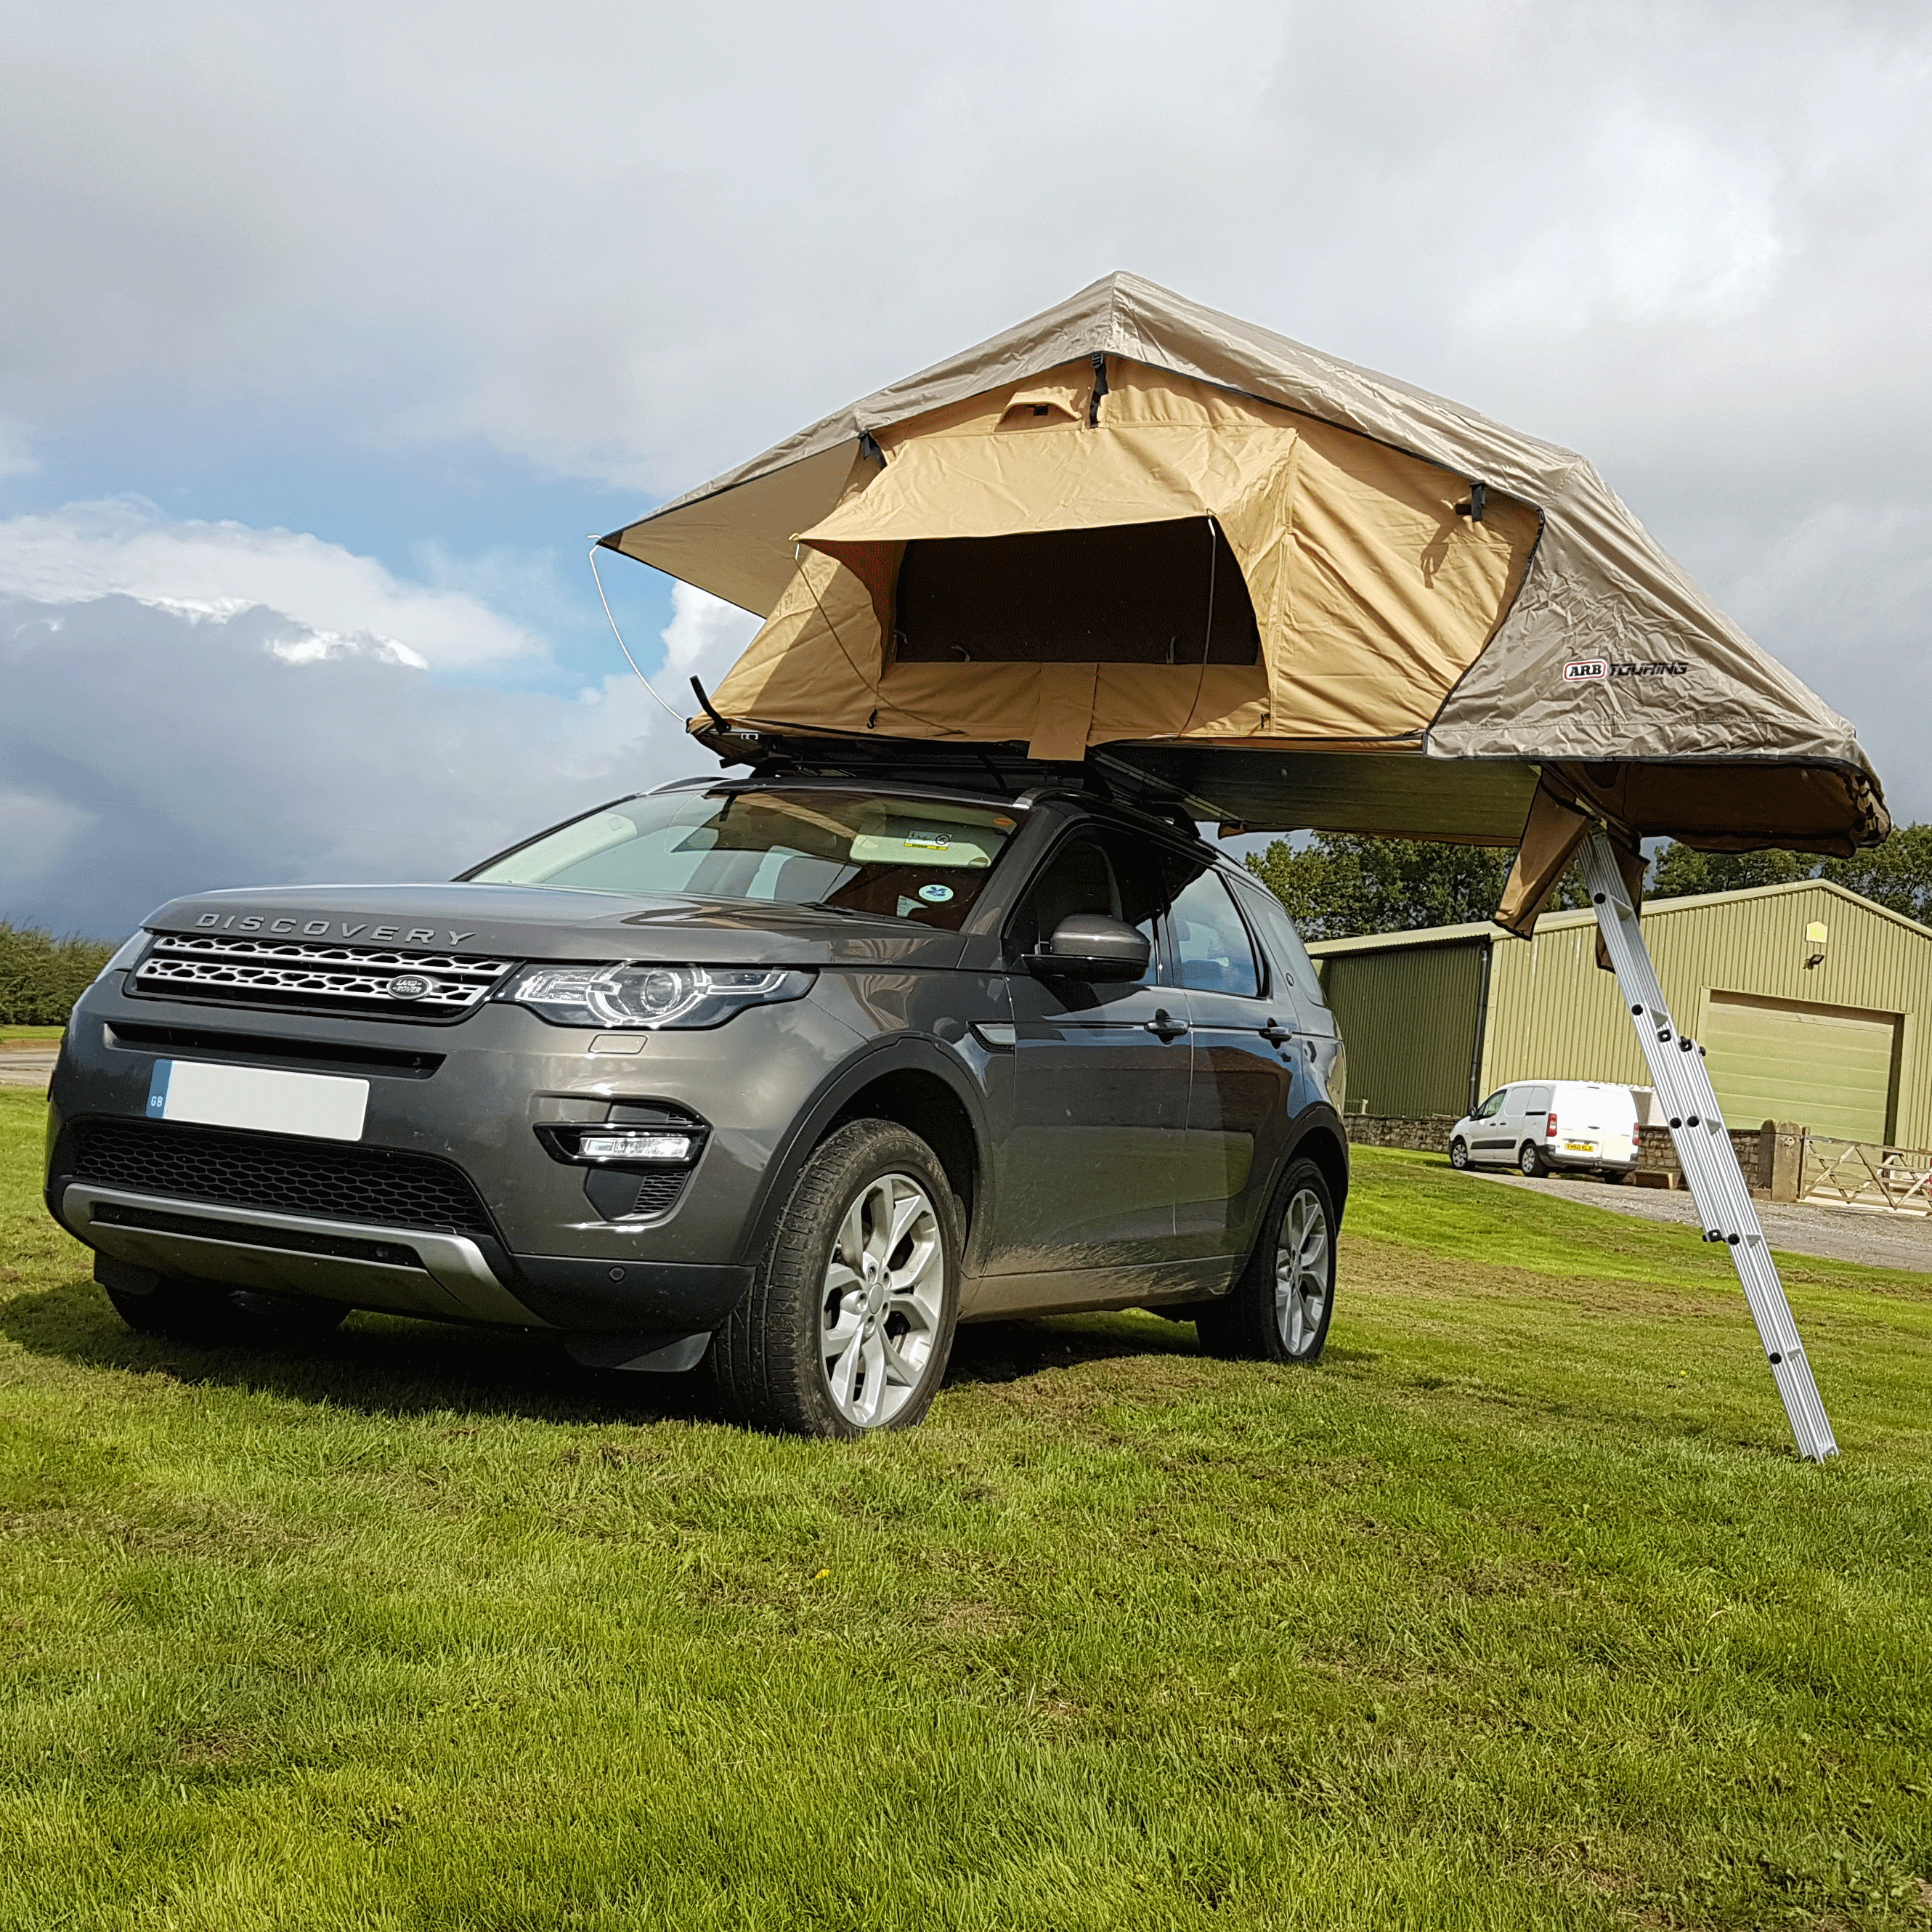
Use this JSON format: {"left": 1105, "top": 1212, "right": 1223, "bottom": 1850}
{"left": 102, "top": 1265, "right": 349, "bottom": 1344}
{"left": 1449, "top": 1137, "right": 1471, "bottom": 1170}
{"left": 711, "top": 1120, "right": 961, "bottom": 1437}
{"left": 1518, "top": 1142, "right": 1546, "bottom": 1177}
{"left": 1196, "top": 1158, "right": 1336, "bottom": 1365}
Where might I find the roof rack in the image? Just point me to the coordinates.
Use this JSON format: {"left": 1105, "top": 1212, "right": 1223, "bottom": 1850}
{"left": 688, "top": 725, "right": 1203, "bottom": 840}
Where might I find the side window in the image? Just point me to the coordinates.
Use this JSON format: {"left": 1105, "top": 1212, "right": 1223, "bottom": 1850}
{"left": 1103, "top": 833, "right": 1186, "bottom": 985}
{"left": 1007, "top": 835, "right": 1122, "bottom": 960}
{"left": 1232, "top": 878, "right": 1324, "bottom": 1006}
{"left": 1522, "top": 1084, "right": 1552, "bottom": 1116}
{"left": 1474, "top": 1089, "right": 1506, "bottom": 1119}
{"left": 1169, "top": 868, "right": 1262, "bottom": 998}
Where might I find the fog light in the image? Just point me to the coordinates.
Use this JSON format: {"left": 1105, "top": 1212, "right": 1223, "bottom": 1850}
{"left": 577, "top": 1132, "right": 695, "bottom": 1163}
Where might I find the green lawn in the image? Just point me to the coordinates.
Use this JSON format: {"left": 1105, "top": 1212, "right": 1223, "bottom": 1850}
{"left": 2, "top": 1094, "right": 1928, "bottom": 1931}
{"left": 0, "top": 1025, "right": 64, "bottom": 1044}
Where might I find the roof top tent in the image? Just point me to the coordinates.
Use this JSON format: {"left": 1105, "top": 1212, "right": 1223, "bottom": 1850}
{"left": 600, "top": 273, "right": 1890, "bottom": 1458}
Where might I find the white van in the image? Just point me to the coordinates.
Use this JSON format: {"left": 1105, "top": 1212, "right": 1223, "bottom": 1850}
{"left": 1448, "top": 1081, "right": 1641, "bottom": 1180}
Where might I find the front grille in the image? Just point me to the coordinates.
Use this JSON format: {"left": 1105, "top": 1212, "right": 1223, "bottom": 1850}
{"left": 89, "top": 1199, "right": 426, "bottom": 1269}
{"left": 71, "top": 1119, "right": 495, "bottom": 1238}
{"left": 131, "top": 935, "right": 514, "bottom": 1021}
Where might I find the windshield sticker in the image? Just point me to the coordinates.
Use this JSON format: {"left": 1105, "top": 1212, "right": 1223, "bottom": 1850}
{"left": 917, "top": 882, "right": 954, "bottom": 904}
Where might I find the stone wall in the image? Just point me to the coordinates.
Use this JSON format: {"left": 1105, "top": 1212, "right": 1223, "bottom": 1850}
{"left": 1342, "top": 1111, "right": 1796, "bottom": 1196}
{"left": 1342, "top": 1114, "right": 1460, "bottom": 1152}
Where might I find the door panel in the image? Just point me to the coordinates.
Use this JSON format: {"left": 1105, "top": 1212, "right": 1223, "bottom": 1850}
{"left": 994, "top": 974, "right": 1193, "bottom": 1277}
{"left": 983, "top": 829, "right": 1193, "bottom": 1297}
{"left": 1468, "top": 1087, "right": 1514, "bottom": 1161}
{"left": 1168, "top": 866, "right": 1296, "bottom": 1260}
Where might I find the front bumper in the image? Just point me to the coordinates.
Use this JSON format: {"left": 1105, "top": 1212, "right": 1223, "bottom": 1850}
{"left": 45, "top": 974, "right": 858, "bottom": 1332}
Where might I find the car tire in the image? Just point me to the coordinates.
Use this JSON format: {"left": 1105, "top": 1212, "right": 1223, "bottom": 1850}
{"left": 710, "top": 1119, "right": 962, "bottom": 1438}
{"left": 1195, "top": 1157, "right": 1336, "bottom": 1365}
{"left": 1449, "top": 1137, "right": 1471, "bottom": 1169}
{"left": 103, "top": 1272, "right": 349, "bottom": 1344}
{"left": 1518, "top": 1142, "right": 1546, "bottom": 1177}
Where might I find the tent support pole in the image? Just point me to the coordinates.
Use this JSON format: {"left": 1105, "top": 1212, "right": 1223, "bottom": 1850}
{"left": 1580, "top": 831, "right": 1838, "bottom": 1461}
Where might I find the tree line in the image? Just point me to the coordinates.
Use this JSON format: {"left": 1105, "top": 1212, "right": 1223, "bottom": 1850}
{"left": 0, "top": 925, "right": 118, "bottom": 1026}
{"left": 1244, "top": 826, "right": 1932, "bottom": 943}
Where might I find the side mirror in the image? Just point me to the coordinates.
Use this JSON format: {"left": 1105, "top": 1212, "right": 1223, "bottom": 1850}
{"left": 1027, "top": 914, "right": 1150, "bottom": 983}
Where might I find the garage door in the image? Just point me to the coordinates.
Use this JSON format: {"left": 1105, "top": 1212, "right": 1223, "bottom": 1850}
{"left": 1700, "top": 992, "right": 1899, "bottom": 1144}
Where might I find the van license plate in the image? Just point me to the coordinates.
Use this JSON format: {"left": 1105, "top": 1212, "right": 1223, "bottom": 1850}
{"left": 146, "top": 1060, "right": 369, "bottom": 1142}
{"left": 1564, "top": 1140, "right": 1596, "bottom": 1152}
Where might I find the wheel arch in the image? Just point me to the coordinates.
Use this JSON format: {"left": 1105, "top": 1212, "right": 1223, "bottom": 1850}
{"left": 1286, "top": 1108, "right": 1350, "bottom": 1222}
{"left": 736, "top": 1041, "right": 992, "bottom": 1271}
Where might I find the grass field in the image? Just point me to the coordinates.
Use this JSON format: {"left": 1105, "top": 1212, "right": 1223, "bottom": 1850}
{"left": 2, "top": 1088, "right": 1929, "bottom": 1931}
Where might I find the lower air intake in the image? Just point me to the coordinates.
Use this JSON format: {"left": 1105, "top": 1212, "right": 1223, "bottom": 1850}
{"left": 72, "top": 1119, "right": 495, "bottom": 1238}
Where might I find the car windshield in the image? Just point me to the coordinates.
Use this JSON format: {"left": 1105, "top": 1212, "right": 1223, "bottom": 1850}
{"left": 466, "top": 789, "right": 1020, "bottom": 929}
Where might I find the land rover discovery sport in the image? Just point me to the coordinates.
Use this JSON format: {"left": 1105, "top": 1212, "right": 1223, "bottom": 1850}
{"left": 44, "top": 765, "right": 1348, "bottom": 1436}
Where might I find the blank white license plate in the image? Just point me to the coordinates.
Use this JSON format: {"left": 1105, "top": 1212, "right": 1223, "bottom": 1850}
{"left": 146, "top": 1059, "right": 368, "bottom": 1142}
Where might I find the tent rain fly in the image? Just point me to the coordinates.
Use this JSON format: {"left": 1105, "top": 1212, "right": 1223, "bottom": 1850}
{"left": 603, "top": 271, "right": 1886, "bottom": 931}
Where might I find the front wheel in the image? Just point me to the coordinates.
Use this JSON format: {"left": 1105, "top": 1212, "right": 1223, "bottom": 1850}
{"left": 1196, "top": 1158, "right": 1336, "bottom": 1364}
{"left": 1449, "top": 1137, "right": 1471, "bottom": 1170}
{"left": 1519, "top": 1142, "right": 1546, "bottom": 1177}
{"left": 711, "top": 1120, "right": 961, "bottom": 1437}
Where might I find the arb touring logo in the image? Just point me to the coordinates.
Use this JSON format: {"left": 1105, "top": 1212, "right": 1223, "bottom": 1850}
{"left": 1564, "top": 659, "right": 1689, "bottom": 683}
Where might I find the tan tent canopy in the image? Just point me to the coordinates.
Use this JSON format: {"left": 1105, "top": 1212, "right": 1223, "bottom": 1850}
{"left": 604, "top": 273, "right": 1886, "bottom": 932}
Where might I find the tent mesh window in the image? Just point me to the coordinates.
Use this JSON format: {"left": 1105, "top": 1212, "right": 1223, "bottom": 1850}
{"left": 891, "top": 519, "right": 1259, "bottom": 666}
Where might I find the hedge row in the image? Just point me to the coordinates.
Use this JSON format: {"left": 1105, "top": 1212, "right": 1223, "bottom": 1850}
{"left": 0, "top": 923, "right": 120, "bottom": 1025}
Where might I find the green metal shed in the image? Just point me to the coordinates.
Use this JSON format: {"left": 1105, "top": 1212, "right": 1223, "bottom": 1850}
{"left": 1308, "top": 881, "right": 1932, "bottom": 1148}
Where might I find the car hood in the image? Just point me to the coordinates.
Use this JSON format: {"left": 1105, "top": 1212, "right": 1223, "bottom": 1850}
{"left": 142, "top": 882, "right": 969, "bottom": 967}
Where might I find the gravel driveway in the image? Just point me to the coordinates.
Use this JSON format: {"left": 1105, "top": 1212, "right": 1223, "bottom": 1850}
{"left": 1457, "top": 1163, "right": 1932, "bottom": 1275}
{"left": 0, "top": 1049, "right": 57, "bottom": 1090}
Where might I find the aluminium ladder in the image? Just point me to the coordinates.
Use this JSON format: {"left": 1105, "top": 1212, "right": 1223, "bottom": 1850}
{"left": 1578, "top": 831, "right": 1838, "bottom": 1461}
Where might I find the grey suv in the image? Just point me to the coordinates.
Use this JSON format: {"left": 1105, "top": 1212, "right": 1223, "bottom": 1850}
{"left": 44, "top": 763, "right": 1348, "bottom": 1436}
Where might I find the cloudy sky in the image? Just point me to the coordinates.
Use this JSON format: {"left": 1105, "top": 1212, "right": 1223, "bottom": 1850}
{"left": 3, "top": 0, "right": 1928, "bottom": 938}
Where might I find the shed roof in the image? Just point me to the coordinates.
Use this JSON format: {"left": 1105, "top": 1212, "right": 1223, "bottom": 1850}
{"left": 1306, "top": 879, "right": 1932, "bottom": 958}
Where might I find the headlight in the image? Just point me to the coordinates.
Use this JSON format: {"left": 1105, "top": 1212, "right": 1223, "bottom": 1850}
{"left": 495, "top": 962, "right": 814, "bottom": 1029}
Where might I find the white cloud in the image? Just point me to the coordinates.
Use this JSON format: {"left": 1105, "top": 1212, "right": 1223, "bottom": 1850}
{"left": 0, "top": 500, "right": 542, "bottom": 669}
{"left": 658, "top": 580, "right": 760, "bottom": 692}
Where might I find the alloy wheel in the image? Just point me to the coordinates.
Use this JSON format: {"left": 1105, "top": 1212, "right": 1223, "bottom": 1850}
{"left": 820, "top": 1171, "right": 945, "bottom": 1427}
{"left": 1274, "top": 1187, "right": 1330, "bottom": 1358}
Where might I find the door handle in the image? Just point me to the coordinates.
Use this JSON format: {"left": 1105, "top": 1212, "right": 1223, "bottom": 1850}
{"left": 1258, "top": 1020, "right": 1293, "bottom": 1047}
{"left": 1144, "top": 1009, "right": 1190, "bottom": 1041}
